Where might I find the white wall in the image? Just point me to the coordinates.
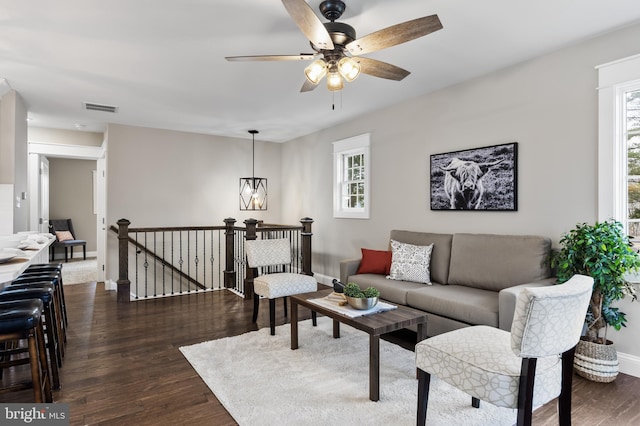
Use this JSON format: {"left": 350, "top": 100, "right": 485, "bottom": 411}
{"left": 104, "top": 123, "right": 283, "bottom": 283}
{"left": 281, "top": 23, "right": 640, "bottom": 362}
{"left": 0, "top": 90, "right": 29, "bottom": 232}
{"left": 29, "top": 127, "right": 103, "bottom": 147}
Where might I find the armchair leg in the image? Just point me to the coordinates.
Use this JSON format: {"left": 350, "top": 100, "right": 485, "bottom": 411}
{"left": 269, "top": 299, "right": 276, "bottom": 335}
{"left": 64, "top": 247, "right": 69, "bottom": 263}
{"left": 312, "top": 310, "right": 317, "bottom": 326}
{"left": 516, "top": 358, "right": 537, "bottom": 426}
{"left": 283, "top": 296, "right": 288, "bottom": 317}
{"left": 558, "top": 347, "right": 576, "bottom": 426}
{"left": 83, "top": 245, "right": 86, "bottom": 260}
{"left": 472, "top": 397, "right": 480, "bottom": 408}
{"left": 417, "top": 369, "right": 431, "bottom": 426}
{"left": 252, "top": 293, "right": 259, "bottom": 323}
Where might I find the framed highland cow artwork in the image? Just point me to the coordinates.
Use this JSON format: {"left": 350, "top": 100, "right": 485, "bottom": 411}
{"left": 430, "top": 142, "right": 518, "bottom": 211}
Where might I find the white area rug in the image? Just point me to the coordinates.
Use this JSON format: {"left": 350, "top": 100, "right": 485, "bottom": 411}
{"left": 61, "top": 258, "right": 98, "bottom": 285}
{"left": 180, "top": 320, "right": 518, "bottom": 426}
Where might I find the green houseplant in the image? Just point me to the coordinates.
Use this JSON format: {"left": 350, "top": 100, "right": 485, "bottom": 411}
{"left": 551, "top": 219, "right": 639, "bottom": 381}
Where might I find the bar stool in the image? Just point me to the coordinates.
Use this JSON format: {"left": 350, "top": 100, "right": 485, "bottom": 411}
{"left": 14, "top": 272, "right": 68, "bottom": 332}
{"left": 0, "top": 286, "right": 61, "bottom": 390}
{"left": 11, "top": 275, "right": 67, "bottom": 350}
{"left": 18, "top": 267, "right": 67, "bottom": 324}
{"left": 2, "top": 282, "right": 63, "bottom": 359}
{"left": 0, "top": 299, "right": 53, "bottom": 402}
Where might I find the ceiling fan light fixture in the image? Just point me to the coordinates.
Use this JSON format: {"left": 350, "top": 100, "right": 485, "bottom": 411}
{"left": 304, "top": 59, "right": 328, "bottom": 84}
{"left": 327, "top": 71, "right": 344, "bottom": 91}
{"left": 337, "top": 57, "right": 360, "bottom": 82}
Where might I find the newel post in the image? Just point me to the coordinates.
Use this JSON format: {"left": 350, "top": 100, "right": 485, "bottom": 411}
{"left": 300, "top": 217, "right": 314, "bottom": 277}
{"left": 117, "top": 218, "right": 131, "bottom": 302}
{"left": 244, "top": 218, "right": 259, "bottom": 300}
{"left": 223, "top": 218, "right": 237, "bottom": 289}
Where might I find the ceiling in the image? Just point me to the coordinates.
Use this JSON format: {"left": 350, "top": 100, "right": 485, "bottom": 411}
{"left": 2, "top": 0, "right": 640, "bottom": 143}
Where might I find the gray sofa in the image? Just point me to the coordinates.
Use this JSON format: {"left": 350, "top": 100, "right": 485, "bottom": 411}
{"left": 340, "top": 230, "right": 555, "bottom": 337}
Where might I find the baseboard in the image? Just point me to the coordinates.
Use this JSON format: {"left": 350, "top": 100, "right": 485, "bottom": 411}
{"left": 619, "top": 351, "right": 640, "bottom": 378}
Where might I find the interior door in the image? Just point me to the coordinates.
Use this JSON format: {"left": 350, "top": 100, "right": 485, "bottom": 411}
{"left": 96, "top": 157, "right": 106, "bottom": 282}
{"left": 39, "top": 156, "right": 50, "bottom": 234}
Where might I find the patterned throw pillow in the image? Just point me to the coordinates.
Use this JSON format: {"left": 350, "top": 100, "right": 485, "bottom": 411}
{"left": 387, "top": 240, "right": 433, "bottom": 284}
{"left": 55, "top": 231, "right": 74, "bottom": 242}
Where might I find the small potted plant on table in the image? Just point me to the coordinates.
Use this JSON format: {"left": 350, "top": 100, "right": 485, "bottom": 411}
{"left": 551, "top": 219, "right": 640, "bottom": 382}
{"left": 343, "top": 282, "right": 381, "bottom": 310}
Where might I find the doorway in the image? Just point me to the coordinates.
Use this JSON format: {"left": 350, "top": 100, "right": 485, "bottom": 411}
{"left": 28, "top": 142, "right": 106, "bottom": 282}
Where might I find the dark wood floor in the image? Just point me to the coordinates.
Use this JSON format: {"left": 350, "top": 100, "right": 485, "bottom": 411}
{"left": 2, "top": 282, "right": 640, "bottom": 425}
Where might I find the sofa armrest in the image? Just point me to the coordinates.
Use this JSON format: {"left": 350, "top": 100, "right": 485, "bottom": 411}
{"left": 498, "top": 278, "right": 557, "bottom": 331}
{"left": 340, "top": 258, "right": 362, "bottom": 284}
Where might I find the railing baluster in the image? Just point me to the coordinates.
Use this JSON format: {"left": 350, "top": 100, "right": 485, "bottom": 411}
{"left": 162, "top": 231, "right": 166, "bottom": 296}
{"left": 134, "top": 231, "right": 139, "bottom": 300}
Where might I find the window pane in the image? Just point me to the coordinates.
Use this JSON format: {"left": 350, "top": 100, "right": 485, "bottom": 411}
{"left": 626, "top": 89, "right": 640, "bottom": 240}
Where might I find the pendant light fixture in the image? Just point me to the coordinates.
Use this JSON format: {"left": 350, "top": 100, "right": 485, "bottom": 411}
{"left": 239, "top": 130, "right": 268, "bottom": 210}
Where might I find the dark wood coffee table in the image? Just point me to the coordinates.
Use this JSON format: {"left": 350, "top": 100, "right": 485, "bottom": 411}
{"left": 290, "top": 288, "right": 427, "bottom": 401}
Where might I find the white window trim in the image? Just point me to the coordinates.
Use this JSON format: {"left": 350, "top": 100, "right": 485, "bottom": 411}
{"left": 333, "top": 133, "right": 370, "bottom": 219}
{"left": 597, "top": 54, "right": 640, "bottom": 227}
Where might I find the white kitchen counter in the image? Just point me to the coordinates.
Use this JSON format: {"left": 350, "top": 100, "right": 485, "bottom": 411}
{"left": 0, "top": 238, "right": 54, "bottom": 284}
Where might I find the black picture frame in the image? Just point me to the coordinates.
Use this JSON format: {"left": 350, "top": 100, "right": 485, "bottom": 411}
{"left": 430, "top": 142, "right": 518, "bottom": 211}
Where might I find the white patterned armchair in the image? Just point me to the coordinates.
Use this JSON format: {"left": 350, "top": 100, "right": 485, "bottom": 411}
{"left": 415, "top": 274, "right": 593, "bottom": 426}
{"left": 245, "top": 238, "right": 317, "bottom": 335}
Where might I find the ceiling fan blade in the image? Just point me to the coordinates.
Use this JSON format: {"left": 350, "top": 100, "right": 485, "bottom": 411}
{"left": 281, "top": 0, "right": 334, "bottom": 50}
{"left": 225, "top": 54, "right": 316, "bottom": 62}
{"left": 300, "top": 79, "right": 319, "bottom": 92}
{"left": 356, "top": 57, "right": 410, "bottom": 81}
{"left": 346, "top": 15, "right": 442, "bottom": 56}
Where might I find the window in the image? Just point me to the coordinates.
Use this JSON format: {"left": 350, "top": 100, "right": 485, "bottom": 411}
{"left": 597, "top": 54, "right": 640, "bottom": 243}
{"left": 333, "top": 133, "right": 370, "bottom": 219}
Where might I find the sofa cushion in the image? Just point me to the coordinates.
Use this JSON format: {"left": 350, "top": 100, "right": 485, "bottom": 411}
{"left": 407, "top": 284, "right": 499, "bottom": 327}
{"left": 345, "top": 273, "right": 425, "bottom": 306}
{"left": 389, "top": 230, "right": 453, "bottom": 285}
{"left": 447, "top": 233, "right": 552, "bottom": 291}
{"left": 388, "top": 240, "right": 433, "bottom": 284}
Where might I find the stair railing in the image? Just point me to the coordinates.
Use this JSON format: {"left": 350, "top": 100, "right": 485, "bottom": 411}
{"left": 115, "top": 217, "right": 313, "bottom": 302}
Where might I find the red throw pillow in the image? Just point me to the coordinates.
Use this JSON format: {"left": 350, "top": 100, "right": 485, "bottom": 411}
{"left": 357, "top": 248, "right": 392, "bottom": 275}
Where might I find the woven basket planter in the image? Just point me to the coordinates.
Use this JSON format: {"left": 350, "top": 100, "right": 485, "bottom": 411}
{"left": 573, "top": 339, "right": 618, "bottom": 383}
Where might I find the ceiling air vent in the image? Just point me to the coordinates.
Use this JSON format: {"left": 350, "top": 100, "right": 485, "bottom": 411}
{"left": 83, "top": 102, "right": 119, "bottom": 113}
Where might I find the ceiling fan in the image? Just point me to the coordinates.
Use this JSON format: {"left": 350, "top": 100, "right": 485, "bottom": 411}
{"left": 225, "top": 0, "right": 442, "bottom": 92}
